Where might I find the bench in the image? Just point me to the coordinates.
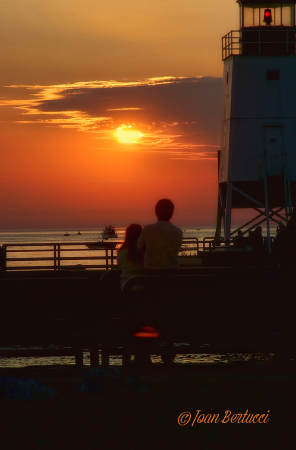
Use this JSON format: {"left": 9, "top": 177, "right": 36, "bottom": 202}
{"left": 1, "top": 268, "right": 295, "bottom": 368}
{"left": 98, "top": 268, "right": 296, "bottom": 366}
{"left": 0, "top": 271, "right": 103, "bottom": 367}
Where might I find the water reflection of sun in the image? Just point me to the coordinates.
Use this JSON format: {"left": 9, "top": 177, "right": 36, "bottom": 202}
{"left": 116, "top": 125, "right": 142, "bottom": 144}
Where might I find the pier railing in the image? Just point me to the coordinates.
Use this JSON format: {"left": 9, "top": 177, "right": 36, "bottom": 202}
{"left": 0, "top": 238, "right": 200, "bottom": 271}
{"left": 0, "top": 236, "right": 274, "bottom": 271}
{"left": 0, "top": 242, "right": 118, "bottom": 271}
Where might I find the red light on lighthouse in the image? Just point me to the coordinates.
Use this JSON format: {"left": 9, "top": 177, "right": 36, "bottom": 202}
{"left": 263, "top": 8, "right": 272, "bottom": 25}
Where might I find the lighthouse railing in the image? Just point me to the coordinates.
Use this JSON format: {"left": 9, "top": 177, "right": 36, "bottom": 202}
{"left": 222, "top": 29, "right": 296, "bottom": 60}
{"left": 222, "top": 30, "right": 241, "bottom": 59}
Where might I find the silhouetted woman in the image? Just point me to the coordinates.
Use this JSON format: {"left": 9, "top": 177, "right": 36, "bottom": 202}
{"left": 117, "top": 224, "right": 145, "bottom": 289}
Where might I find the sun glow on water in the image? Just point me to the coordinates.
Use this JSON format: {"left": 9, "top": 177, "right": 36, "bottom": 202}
{"left": 116, "top": 125, "right": 142, "bottom": 144}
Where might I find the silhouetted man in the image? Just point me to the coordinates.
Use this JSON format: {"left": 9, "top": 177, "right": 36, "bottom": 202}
{"left": 272, "top": 215, "right": 296, "bottom": 269}
{"left": 137, "top": 199, "right": 183, "bottom": 270}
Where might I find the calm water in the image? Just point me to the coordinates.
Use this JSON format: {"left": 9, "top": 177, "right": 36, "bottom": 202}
{"left": 0, "top": 227, "right": 205, "bottom": 270}
{"left": 0, "top": 226, "right": 275, "bottom": 367}
{"left": 0, "top": 225, "right": 278, "bottom": 246}
{"left": 0, "top": 227, "right": 214, "bottom": 245}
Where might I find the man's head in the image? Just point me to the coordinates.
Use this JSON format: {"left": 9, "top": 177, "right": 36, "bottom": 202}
{"left": 155, "top": 199, "right": 174, "bottom": 221}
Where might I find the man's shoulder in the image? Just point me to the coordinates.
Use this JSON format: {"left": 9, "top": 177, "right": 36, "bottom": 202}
{"left": 143, "top": 221, "right": 181, "bottom": 229}
{"left": 141, "top": 222, "right": 183, "bottom": 239}
{"left": 141, "top": 223, "right": 156, "bottom": 234}
{"left": 165, "top": 221, "right": 183, "bottom": 236}
{"left": 170, "top": 222, "right": 183, "bottom": 232}
{"left": 142, "top": 223, "right": 156, "bottom": 229}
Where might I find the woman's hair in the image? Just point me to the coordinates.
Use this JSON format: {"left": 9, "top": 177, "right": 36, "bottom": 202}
{"left": 118, "top": 224, "right": 143, "bottom": 262}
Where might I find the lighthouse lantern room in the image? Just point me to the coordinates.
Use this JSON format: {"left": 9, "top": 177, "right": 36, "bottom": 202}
{"left": 216, "top": 0, "right": 296, "bottom": 249}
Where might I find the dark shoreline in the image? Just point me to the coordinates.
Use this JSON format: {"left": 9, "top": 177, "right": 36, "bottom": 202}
{"left": 0, "top": 363, "right": 295, "bottom": 449}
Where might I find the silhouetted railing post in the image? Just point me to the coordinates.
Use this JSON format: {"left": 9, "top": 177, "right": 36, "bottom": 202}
{"left": 0, "top": 245, "right": 6, "bottom": 271}
{"left": 106, "top": 248, "right": 109, "bottom": 270}
{"left": 58, "top": 244, "right": 61, "bottom": 270}
{"left": 54, "top": 244, "right": 57, "bottom": 270}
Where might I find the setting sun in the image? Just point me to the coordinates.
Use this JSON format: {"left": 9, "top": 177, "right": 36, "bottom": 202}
{"left": 116, "top": 125, "right": 142, "bottom": 144}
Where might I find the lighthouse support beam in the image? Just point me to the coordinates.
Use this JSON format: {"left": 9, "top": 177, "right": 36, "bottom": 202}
{"left": 284, "top": 176, "right": 293, "bottom": 220}
{"left": 263, "top": 174, "right": 271, "bottom": 252}
{"left": 224, "top": 182, "right": 232, "bottom": 245}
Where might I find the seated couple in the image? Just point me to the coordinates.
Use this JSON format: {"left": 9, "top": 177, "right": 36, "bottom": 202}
{"left": 117, "top": 199, "right": 183, "bottom": 289}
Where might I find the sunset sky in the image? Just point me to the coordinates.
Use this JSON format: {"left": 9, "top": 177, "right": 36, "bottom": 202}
{"left": 0, "top": 0, "right": 239, "bottom": 230}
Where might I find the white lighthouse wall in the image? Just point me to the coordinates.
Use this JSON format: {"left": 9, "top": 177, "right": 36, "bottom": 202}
{"left": 219, "top": 55, "right": 296, "bottom": 182}
{"left": 231, "top": 56, "right": 296, "bottom": 118}
{"left": 219, "top": 58, "right": 233, "bottom": 182}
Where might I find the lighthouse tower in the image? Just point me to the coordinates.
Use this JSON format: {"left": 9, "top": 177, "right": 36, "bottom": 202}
{"left": 216, "top": 0, "right": 296, "bottom": 248}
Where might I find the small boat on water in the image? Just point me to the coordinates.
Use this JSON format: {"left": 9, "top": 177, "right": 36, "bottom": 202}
{"left": 77, "top": 231, "right": 81, "bottom": 235}
{"left": 64, "top": 232, "right": 70, "bottom": 236}
{"left": 101, "top": 225, "right": 118, "bottom": 240}
{"left": 86, "top": 241, "right": 118, "bottom": 250}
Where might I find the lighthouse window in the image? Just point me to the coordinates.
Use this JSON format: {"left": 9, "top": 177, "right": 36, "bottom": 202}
{"left": 274, "top": 7, "right": 282, "bottom": 26}
{"left": 253, "top": 7, "right": 260, "bottom": 25}
{"left": 267, "top": 70, "right": 280, "bottom": 81}
{"left": 244, "top": 7, "right": 255, "bottom": 26}
{"left": 282, "top": 6, "right": 294, "bottom": 26}
{"left": 242, "top": 4, "right": 294, "bottom": 27}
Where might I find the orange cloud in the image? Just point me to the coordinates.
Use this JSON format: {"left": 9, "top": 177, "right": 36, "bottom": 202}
{"left": 0, "top": 76, "right": 222, "bottom": 159}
